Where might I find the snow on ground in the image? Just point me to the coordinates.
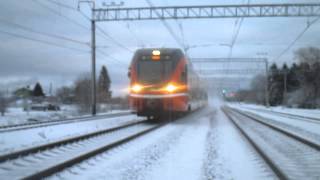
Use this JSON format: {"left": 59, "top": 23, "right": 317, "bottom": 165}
{"left": 228, "top": 103, "right": 320, "bottom": 143}
{"left": 0, "top": 114, "right": 142, "bottom": 155}
{"left": 49, "top": 101, "right": 272, "bottom": 180}
{"left": 227, "top": 110, "right": 320, "bottom": 179}
{"left": 203, "top": 108, "right": 274, "bottom": 180}
{"left": 231, "top": 103, "right": 320, "bottom": 120}
{"left": 0, "top": 106, "right": 129, "bottom": 126}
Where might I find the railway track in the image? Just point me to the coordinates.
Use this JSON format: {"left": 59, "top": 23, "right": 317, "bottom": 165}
{"left": 223, "top": 106, "right": 320, "bottom": 180}
{"left": 245, "top": 107, "right": 320, "bottom": 124}
{"left": 0, "top": 119, "right": 163, "bottom": 180}
{"left": 0, "top": 112, "right": 131, "bottom": 133}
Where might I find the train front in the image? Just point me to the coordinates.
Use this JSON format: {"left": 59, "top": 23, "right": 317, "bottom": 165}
{"left": 128, "top": 48, "right": 188, "bottom": 118}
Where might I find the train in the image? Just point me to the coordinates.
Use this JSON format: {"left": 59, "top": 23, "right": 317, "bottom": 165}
{"left": 128, "top": 48, "right": 207, "bottom": 119}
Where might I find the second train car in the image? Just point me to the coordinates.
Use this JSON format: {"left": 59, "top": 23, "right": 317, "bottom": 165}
{"left": 128, "top": 48, "right": 207, "bottom": 119}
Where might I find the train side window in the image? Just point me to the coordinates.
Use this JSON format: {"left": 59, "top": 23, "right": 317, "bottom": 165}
{"left": 181, "top": 65, "right": 187, "bottom": 83}
{"left": 128, "top": 67, "right": 131, "bottom": 78}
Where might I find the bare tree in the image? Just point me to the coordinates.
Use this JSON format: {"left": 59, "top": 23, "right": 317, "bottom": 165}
{"left": 0, "top": 91, "right": 8, "bottom": 116}
{"left": 249, "top": 74, "right": 267, "bottom": 105}
{"left": 295, "top": 47, "right": 320, "bottom": 65}
{"left": 74, "top": 74, "right": 92, "bottom": 113}
{"left": 56, "top": 86, "right": 74, "bottom": 104}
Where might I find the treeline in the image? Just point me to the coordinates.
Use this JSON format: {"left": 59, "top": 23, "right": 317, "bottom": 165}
{"left": 1, "top": 65, "right": 117, "bottom": 116}
{"left": 237, "top": 47, "right": 320, "bottom": 108}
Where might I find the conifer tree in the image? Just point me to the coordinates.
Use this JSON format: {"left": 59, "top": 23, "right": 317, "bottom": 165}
{"left": 98, "top": 65, "right": 111, "bottom": 103}
{"left": 33, "top": 82, "right": 45, "bottom": 97}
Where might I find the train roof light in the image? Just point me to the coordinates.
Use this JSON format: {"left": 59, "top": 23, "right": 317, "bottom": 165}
{"left": 152, "top": 50, "right": 161, "bottom": 56}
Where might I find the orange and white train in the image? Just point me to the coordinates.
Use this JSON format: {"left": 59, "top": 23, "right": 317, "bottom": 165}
{"left": 128, "top": 48, "right": 207, "bottom": 119}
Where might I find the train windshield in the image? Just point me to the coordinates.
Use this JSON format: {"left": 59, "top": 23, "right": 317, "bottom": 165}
{"left": 137, "top": 57, "right": 174, "bottom": 84}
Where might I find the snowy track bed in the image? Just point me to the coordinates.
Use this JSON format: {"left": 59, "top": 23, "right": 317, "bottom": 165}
{"left": 245, "top": 107, "right": 320, "bottom": 123}
{"left": 0, "top": 112, "right": 131, "bottom": 133}
{"left": 48, "top": 107, "right": 272, "bottom": 180}
{"left": 224, "top": 106, "right": 320, "bottom": 179}
{"left": 0, "top": 114, "right": 142, "bottom": 155}
{"left": 0, "top": 120, "right": 160, "bottom": 180}
{"left": 229, "top": 106, "right": 320, "bottom": 145}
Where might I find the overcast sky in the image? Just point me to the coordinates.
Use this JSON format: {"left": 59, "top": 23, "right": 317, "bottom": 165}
{"left": 0, "top": 0, "right": 320, "bottom": 96}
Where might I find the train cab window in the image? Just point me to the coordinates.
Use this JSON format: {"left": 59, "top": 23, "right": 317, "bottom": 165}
{"left": 137, "top": 56, "right": 174, "bottom": 84}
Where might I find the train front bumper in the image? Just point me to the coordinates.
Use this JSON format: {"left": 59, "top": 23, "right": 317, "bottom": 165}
{"left": 129, "top": 93, "right": 188, "bottom": 115}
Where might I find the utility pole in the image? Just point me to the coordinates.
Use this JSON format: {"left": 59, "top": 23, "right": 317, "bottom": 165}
{"left": 265, "top": 58, "right": 270, "bottom": 107}
{"left": 283, "top": 69, "right": 287, "bottom": 105}
{"left": 91, "top": 6, "right": 96, "bottom": 116}
{"left": 78, "top": 0, "right": 96, "bottom": 115}
{"left": 257, "top": 52, "right": 269, "bottom": 107}
{"left": 78, "top": 1, "right": 124, "bottom": 116}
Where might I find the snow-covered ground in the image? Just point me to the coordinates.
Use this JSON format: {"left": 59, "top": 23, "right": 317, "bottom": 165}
{"left": 0, "top": 106, "right": 129, "bottom": 126}
{"left": 229, "top": 103, "right": 320, "bottom": 145}
{"left": 227, "top": 109, "right": 320, "bottom": 179}
{"left": 231, "top": 103, "right": 320, "bottom": 120}
{"left": 0, "top": 114, "right": 142, "bottom": 155}
{"left": 7, "top": 98, "right": 320, "bottom": 179}
{"left": 48, "top": 102, "right": 274, "bottom": 180}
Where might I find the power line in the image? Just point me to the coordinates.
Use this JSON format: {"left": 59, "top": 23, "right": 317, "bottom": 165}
{"left": 0, "top": 29, "right": 90, "bottom": 53}
{"left": 32, "top": 0, "right": 90, "bottom": 31}
{"left": 275, "top": 16, "right": 320, "bottom": 61}
{"left": 45, "top": 0, "right": 133, "bottom": 53}
{"left": 46, "top": 0, "right": 91, "bottom": 21}
{"left": 96, "top": 49, "right": 127, "bottom": 67}
{"left": 145, "top": 0, "right": 184, "bottom": 48}
{"left": 228, "top": 0, "right": 250, "bottom": 58}
{"left": 46, "top": 0, "right": 76, "bottom": 10}
{"left": 96, "top": 26, "right": 133, "bottom": 53}
{"left": 0, "top": 18, "right": 89, "bottom": 46}
{"left": 125, "top": 22, "right": 145, "bottom": 47}
{"left": 82, "top": 2, "right": 134, "bottom": 53}
{"left": 163, "top": 0, "right": 187, "bottom": 49}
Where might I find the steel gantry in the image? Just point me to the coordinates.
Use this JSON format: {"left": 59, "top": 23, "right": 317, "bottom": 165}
{"left": 192, "top": 58, "right": 269, "bottom": 106}
{"left": 93, "top": 3, "right": 320, "bottom": 21}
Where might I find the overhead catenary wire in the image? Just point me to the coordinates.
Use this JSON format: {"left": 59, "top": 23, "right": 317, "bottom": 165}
{"left": 228, "top": 0, "right": 250, "bottom": 58}
{"left": 145, "top": 0, "right": 185, "bottom": 48}
{"left": 0, "top": 18, "right": 89, "bottom": 46}
{"left": 0, "top": 2, "right": 124, "bottom": 67}
{"left": 0, "top": 29, "right": 90, "bottom": 53}
{"left": 163, "top": 0, "right": 187, "bottom": 50}
{"left": 96, "top": 26, "right": 134, "bottom": 53}
{"left": 125, "top": 22, "right": 145, "bottom": 48}
{"left": 46, "top": 0, "right": 76, "bottom": 10}
{"left": 32, "top": 0, "right": 90, "bottom": 31}
{"left": 274, "top": 16, "right": 320, "bottom": 61}
{"left": 96, "top": 49, "right": 127, "bottom": 67}
{"left": 44, "top": 0, "right": 133, "bottom": 53}
{"left": 43, "top": 0, "right": 131, "bottom": 69}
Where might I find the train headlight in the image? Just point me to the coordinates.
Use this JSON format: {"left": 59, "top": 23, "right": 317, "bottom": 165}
{"left": 165, "top": 84, "right": 177, "bottom": 93}
{"left": 131, "top": 84, "right": 142, "bottom": 93}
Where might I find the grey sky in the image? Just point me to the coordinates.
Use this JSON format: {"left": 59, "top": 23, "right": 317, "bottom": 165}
{"left": 0, "top": 0, "right": 319, "bottom": 95}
